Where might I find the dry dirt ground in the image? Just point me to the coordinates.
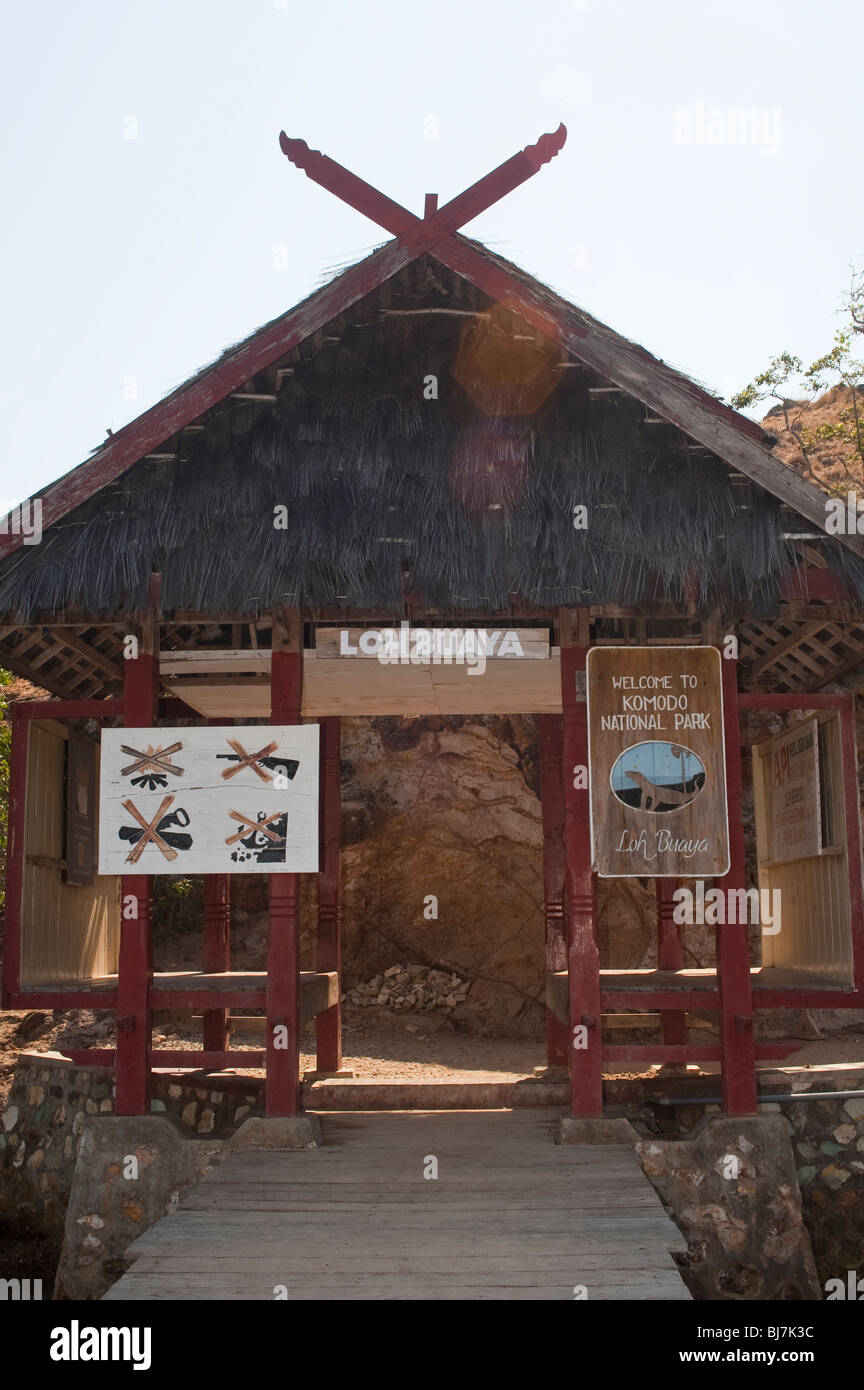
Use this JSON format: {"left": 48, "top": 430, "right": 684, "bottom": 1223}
{"left": 4, "top": 1005, "right": 864, "bottom": 1108}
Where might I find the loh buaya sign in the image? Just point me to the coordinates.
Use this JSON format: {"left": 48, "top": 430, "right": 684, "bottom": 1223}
{"left": 587, "top": 646, "right": 729, "bottom": 878}
{"left": 765, "top": 718, "right": 821, "bottom": 864}
{"left": 316, "top": 625, "right": 549, "bottom": 676}
{"left": 98, "top": 725, "right": 319, "bottom": 875}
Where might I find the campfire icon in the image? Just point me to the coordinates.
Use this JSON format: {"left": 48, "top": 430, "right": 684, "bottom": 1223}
{"left": 120, "top": 741, "right": 184, "bottom": 791}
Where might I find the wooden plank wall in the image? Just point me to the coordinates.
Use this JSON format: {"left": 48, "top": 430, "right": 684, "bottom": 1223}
{"left": 19, "top": 720, "right": 121, "bottom": 985}
{"left": 165, "top": 649, "right": 565, "bottom": 718}
{"left": 755, "top": 712, "right": 854, "bottom": 983}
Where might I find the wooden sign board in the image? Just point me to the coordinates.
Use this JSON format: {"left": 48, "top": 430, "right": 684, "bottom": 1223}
{"left": 587, "top": 647, "right": 728, "bottom": 878}
{"left": 763, "top": 718, "right": 822, "bottom": 864}
{"left": 98, "top": 725, "right": 319, "bottom": 875}
{"left": 316, "top": 626, "right": 549, "bottom": 662}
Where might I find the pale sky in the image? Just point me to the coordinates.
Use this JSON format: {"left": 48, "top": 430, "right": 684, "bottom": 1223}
{"left": 2, "top": 0, "right": 862, "bottom": 504}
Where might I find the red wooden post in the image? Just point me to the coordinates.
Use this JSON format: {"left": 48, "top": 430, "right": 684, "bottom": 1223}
{"left": 315, "top": 716, "right": 342, "bottom": 1074}
{"left": 116, "top": 623, "right": 159, "bottom": 1115}
{"left": 1, "top": 706, "right": 29, "bottom": 1005}
{"left": 656, "top": 877, "right": 687, "bottom": 1047}
{"left": 266, "top": 613, "right": 303, "bottom": 1117}
{"left": 202, "top": 876, "right": 231, "bottom": 1050}
{"left": 839, "top": 697, "right": 864, "bottom": 988}
{"left": 561, "top": 615, "right": 603, "bottom": 1116}
{"left": 539, "top": 714, "right": 569, "bottom": 1068}
{"left": 716, "top": 651, "right": 758, "bottom": 1115}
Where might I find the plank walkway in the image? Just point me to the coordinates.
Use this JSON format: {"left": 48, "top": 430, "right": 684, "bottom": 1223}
{"left": 103, "top": 1109, "right": 690, "bottom": 1301}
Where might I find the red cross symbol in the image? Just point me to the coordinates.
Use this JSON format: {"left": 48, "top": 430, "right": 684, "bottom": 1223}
{"left": 121, "top": 741, "right": 184, "bottom": 779}
{"left": 121, "top": 795, "right": 178, "bottom": 864}
{"left": 225, "top": 809, "right": 285, "bottom": 847}
{"left": 219, "top": 739, "right": 279, "bottom": 783}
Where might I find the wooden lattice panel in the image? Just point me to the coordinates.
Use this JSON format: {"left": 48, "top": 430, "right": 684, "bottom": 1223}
{"left": 740, "top": 617, "right": 864, "bottom": 692}
{"left": 0, "top": 626, "right": 125, "bottom": 700}
{"left": 0, "top": 622, "right": 247, "bottom": 702}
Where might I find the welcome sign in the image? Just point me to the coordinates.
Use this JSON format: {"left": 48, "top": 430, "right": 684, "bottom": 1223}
{"left": 98, "top": 725, "right": 319, "bottom": 875}
{"left": 587, "top": 647, "right": 729, "bottom": 877}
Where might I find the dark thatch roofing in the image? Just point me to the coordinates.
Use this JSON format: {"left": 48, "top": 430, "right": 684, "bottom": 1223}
{"left": 1, "top": 247, "right": 860, "bottom": 622}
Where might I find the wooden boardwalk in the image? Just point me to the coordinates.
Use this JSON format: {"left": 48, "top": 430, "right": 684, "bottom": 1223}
{"left": 103, "top": 1109, "right": 690, "bottom": 1301}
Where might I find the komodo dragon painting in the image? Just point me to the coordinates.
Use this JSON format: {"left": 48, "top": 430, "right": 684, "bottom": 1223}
{"left": 623, "top": 768, "right": 699, "bottom": 812}
{"left": 610, "top": 741, "right": 706, "bottom": 814}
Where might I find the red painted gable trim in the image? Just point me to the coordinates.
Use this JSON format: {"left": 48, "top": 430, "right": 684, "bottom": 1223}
{"left": 3, "top": 132, "right": 859, "bottom": 563}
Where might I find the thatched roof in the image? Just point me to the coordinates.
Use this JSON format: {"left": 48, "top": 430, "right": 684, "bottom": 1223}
{"left": 1, "top": 244, "right": 861, "bottom": 622}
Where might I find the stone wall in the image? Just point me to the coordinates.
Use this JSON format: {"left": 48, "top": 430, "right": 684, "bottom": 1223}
{"left": 785, "top": 1091, "right": 864, "bottom": 1285}
{"left": 636, "top": 1115, "right": 821, "bottom": 1300}
{"left": 643, "top": 1078, "right": 864, "bottom": 1292}
{"left": 54, "top": 1116, "right": 230, "bottom": 1301}
{"left": 0, "top": 1052, "right": 263, "bottom": 1234}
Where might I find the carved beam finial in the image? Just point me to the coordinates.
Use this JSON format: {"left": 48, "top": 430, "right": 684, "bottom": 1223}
{"left": 278, "top": 126, "right": 568, "bottom": 246}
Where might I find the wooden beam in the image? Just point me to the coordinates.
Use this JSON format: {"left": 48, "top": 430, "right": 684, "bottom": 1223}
{"left": 776, "top": 602, "right": 862, "bottom": 622}
{"left": 540, "top": 714, "right": 568, "bottom": 1068}
{"left": 715, "top": 653, "right": 758, "bottom": 1115}
{"left": 202, "top": 876, "right": 231, "bottom": 1052}
{"left": 560, "top": 612, "right": 602, "bottom": 1117}
{"left": 279, "top": 126, "right": 567, "bottom": 261}
{"left": 840, "top": 700, "right": 864, "bottom": 993}
{"left": 0, "top": 709, "right": 28, "bottom": 1006}
{"left": 315, "top": 716, "right": 342, "bottom": 1074}
{"left": 116, "top": 614, "right": 159, "bottom": 1115}
{"left": 266, "top": 610, "right": 303, "bottom": 1117}
{"left": 160, "top": 649, "right": 271, "bottom": 675}
{"left": 656, "top": 879, "right": 686, "bottom": 1049}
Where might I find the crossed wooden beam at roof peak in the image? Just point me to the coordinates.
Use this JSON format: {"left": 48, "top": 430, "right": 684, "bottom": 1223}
{"left": 6, "top": 122, "right": 859, "bottom": 566}
{"left": 278, "top": 126, "right": 567, "bottom": 254}
{"left": 277, "top": 129, "right": 581, "bottom": 345}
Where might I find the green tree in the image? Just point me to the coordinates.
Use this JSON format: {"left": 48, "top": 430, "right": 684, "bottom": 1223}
{"left": 732, "top": 267, "right": 864, "bottom": 491}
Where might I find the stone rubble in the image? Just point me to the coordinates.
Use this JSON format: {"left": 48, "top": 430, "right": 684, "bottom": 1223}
{"left": 343, "top": 964, "right": 469, "bottom": 1014}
